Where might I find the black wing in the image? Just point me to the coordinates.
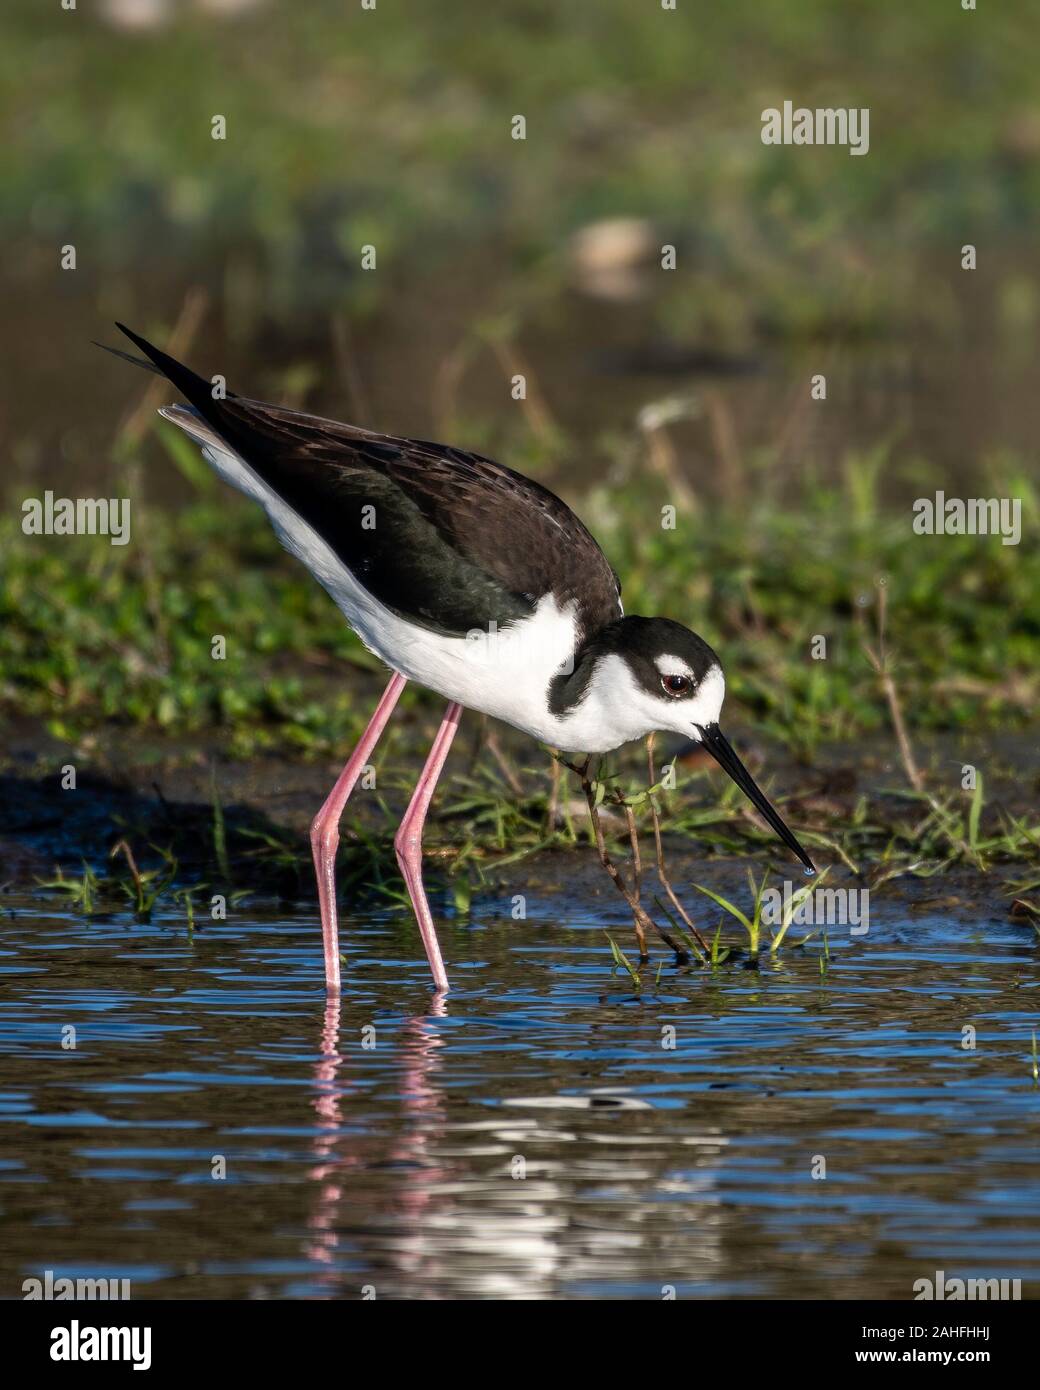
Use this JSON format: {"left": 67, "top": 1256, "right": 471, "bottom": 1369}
{"left": 114, "top": 325, "right": 623, "bottom": 640}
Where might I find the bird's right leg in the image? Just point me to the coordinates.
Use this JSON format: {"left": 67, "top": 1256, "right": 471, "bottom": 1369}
{"left": 393, "top": 702, "right": 462, "bottom": 994}
{"left": 311, "top": 672, "right": 407, "bottom": 992}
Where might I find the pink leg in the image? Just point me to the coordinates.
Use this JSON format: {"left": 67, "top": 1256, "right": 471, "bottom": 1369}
{"left": 394, "top": 703, "right": 462, "bottom": 993}
{"left": 311, "top": 672, "right": 407, "bottom": 992}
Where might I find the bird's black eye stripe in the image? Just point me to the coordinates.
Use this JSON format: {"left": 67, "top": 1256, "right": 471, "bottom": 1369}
{"left": 661, "top": 674, "right": 691, "bottom": 697}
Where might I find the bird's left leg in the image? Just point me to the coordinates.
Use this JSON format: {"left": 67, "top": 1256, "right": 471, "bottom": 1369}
{"left": 394, "top": 702, "right": 463, "bottom": 993}
{"left": 311, "top": 671, "right": 407, "bottom": 992}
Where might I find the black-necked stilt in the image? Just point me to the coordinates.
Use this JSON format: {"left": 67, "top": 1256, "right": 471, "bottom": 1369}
{"left": 106, "top": 324, "right": 815, "bottom": 993}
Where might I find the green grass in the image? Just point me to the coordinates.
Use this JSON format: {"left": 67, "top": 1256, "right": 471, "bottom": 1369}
{"left": 691, "top": 868, "right": 827, "bottom": 954}
{"left": 0, "top": 494, "right": 377, "bottom": 756}
{"left": 605, "top": 933, "right": 642, "bottom": 987}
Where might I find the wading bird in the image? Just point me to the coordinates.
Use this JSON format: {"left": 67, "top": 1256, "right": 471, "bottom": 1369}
{"left": 106, "top": 325, "right": 815, "bottom": 993}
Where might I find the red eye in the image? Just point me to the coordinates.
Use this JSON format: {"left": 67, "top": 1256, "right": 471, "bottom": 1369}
{"left": 662, "top": 674, "right": 690, "bottom": 696}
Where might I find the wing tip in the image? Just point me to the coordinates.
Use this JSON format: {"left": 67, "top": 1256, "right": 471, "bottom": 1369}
{"left": 115, "top": 322, "right": 166, "bottom": 369}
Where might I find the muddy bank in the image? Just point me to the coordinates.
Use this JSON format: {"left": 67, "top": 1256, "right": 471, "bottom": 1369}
{"left": 1, "top": 716, "right": 1036, "bottom": 933}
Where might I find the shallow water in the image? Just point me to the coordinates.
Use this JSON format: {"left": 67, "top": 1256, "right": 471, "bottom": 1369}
{"left": 1, "top": 889, "right": 1038, "bottom": 1300}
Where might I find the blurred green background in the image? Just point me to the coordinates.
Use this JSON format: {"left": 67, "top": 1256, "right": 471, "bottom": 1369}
{"left": 2, "top": 0, "right": 1038, "bottom": 755}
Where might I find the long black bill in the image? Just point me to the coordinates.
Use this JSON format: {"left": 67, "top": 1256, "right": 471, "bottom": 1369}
{"left": 696, "top": 724, "right": 816, "bottom": 875}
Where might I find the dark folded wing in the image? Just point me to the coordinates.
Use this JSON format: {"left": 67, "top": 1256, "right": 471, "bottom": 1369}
{"left": 117, "top": 325, "right": 623, "bottom": 638}
{"left": 215, "top": 397, "right": 624, "bottom": 638}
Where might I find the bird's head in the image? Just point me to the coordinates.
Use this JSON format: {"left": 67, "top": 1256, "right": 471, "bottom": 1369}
{"left": 567, "top": 616, "right": 816, "bottom": 875}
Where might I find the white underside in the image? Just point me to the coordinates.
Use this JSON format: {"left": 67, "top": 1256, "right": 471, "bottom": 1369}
{"left": 161, "top": 406, "right": 686, "bottom": 751}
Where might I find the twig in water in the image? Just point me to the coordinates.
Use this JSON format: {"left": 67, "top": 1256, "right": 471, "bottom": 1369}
{"left": 556, "top": 756, "right": 695, "bottom": 961}
{"left": 557, "top": 752, "right": 685, "bottom": 962}
{"left": 110, "top": 839, "right": 144, "bottom": 910}
{"left": 621, "top": 800, "right": 647, "bottom": 957}
{"left": 644, "top": 734, "right": 711, "bottom": 955}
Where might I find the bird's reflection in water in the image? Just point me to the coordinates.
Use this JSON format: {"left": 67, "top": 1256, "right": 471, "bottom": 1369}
{"left": 304, "top": 991, "right": 449, "bottom": 1293}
